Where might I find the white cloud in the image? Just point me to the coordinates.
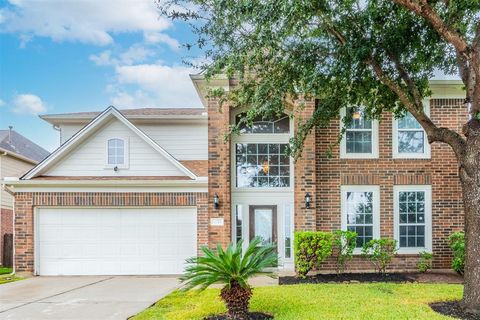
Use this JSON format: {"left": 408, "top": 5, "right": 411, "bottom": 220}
{"left": 12, "top": 93, "right": 47, "bottom": 115}
{"left": 0, "top": 98, "right": 5, "bottom": 107}
{"left": 89, "top": 50, "right": 114, "bottom": 66}
{"left": 109, "top": 63, "right": 202, "bottom": 108}
{"left": 144, "top": 31, "right": 180, "bottom": 50}
{"left": 0, "top": 0, "right": 172, "bottom": 46}
{"left": 90, "top": 45, "right": 155, "bottom": 67}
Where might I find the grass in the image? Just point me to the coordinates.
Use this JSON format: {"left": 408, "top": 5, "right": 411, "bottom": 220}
{"left": 0, "top": 267, "right": 12, "bottom": 275}
{"left": 133, "top": 283, "right": 463, "bottom": 320}
{"left": 0, "top": 267, "right": 23, "bottom": 285}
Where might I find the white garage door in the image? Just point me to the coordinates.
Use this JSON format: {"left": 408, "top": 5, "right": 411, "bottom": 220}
{"left": 36, "top": 207, "right": 197, "bottom": 276}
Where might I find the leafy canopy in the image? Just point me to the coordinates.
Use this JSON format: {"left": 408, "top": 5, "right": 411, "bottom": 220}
{"left": 159, "top": 0, "right": 479, "bottom": 155}
{"left": 180, "top": 237, "right": 278, "bottom": 291}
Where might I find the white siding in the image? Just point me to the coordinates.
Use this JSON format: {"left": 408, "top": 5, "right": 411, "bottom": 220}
{"left": 59, "top": 121, "right": 208, "bottom": 160}
{"left": 60, "top": 124, "right": 85, "bottom": 145}
{"left": 46, "top": 119, "right": 185, "bottom": 177}
{"left": 139, "top": 123, "right": 207, "bottom": 160}
{"left": 1, "top": 155, "right": 34, "bottom": 208}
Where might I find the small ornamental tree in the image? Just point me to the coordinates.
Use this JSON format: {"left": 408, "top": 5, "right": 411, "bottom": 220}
{"left": 449, "top": 231, "right": 466, "bottom": 275}
{"left": 180, "top": 238, "right": 277, "bottom": 320}
{"left": 160, "top": 0, "right": 480, "bottom": 314}
{"left": 361, "top": 239, "right": 398, "bottom": 275}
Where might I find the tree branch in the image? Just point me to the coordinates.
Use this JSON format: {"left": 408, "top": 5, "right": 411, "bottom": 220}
{"left": 387, "top": 51, "right": 423, "bottom": 109}
{"left": 392, "top": 0, "right": 471, "bottom": 58}
{"left": 367, "top": 56, "right": 466, "bottom": 159}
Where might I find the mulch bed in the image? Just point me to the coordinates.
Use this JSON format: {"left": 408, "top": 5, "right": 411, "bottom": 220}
{"left": 279, "top": 272, "right": 463, "bottom": 285}
{"left": 430, "top": 301, "right": 480, "bottom": 320}
{"left": 205, "top": 312, "right": 273, "bottom": 320}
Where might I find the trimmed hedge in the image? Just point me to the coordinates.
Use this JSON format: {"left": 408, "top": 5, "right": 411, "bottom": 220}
{"left": 294, "top": 231, "right": 333, "bottom": 278}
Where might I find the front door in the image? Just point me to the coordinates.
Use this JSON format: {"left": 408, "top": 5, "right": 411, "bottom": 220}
{"left": 249, "top": 205, "right": 277, "bottom": 247}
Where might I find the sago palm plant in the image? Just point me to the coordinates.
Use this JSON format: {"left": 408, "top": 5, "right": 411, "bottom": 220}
{"left": 180, "top": 237, "right": 278, "bottom": 319}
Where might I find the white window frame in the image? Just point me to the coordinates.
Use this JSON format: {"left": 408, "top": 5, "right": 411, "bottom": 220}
{"left": 392, "top": 101, "right": 431, "bottom": 159}
{"left": 341, "top": 185, "right": 381, "bottom": 254}
{"left": 105, "top": 137, "right": 129, "bottom": 169}
{"left": 231, "top": 109, "right": 294, "bottom": 192}
{"left": 393, "top": 185, "right": 432, "bottom": 254}
{"left": 340, "top": 108, "right": 379, "bottom": 159}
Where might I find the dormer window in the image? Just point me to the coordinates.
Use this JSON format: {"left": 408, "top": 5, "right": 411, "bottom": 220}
{"left": 106, "top": 138, "right": 128, "bottom": 168}
{"left": 236, "top": 113, "right": 290, "bottom": 134}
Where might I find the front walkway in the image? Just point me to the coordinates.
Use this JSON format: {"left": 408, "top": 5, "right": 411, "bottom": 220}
{"left": 0, "top": 276, "right": 179, "bottom": 320}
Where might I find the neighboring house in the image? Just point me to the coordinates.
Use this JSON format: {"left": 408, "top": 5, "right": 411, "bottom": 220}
{"left": 0, "top": 128, "right": 49, "bottom": 265}
{"left": 3, "top": 77, "right": 466, "bottom": 276}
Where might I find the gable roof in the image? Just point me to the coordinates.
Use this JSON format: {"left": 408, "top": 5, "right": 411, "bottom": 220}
{"left": 40, "top": 107, "right": 207, "bottom": 125}
{"left": 0, "top": 129, "right": 50, "bottom": 163}
{"left": 23, "top": 106, "right": 197, "bottom": 180}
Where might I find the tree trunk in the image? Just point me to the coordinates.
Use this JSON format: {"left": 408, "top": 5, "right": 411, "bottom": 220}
{"left": 220, "top": 281, "right": 253, "bottom": 320}
{"left": 460, "top": 121, "right": 480, "bottom": 315}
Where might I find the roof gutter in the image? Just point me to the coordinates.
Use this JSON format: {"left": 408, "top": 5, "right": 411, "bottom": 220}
{"left": 0, "top": 147, "right": 38, "bottom": 165}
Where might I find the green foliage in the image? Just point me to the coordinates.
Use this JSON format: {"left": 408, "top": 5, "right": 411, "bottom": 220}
{"left": 158, "top": 0, "right": 476, "bottom": 158}
{"left": 332, "top": 230, "right": 357, "bottom": 274}
{"left": 361, "top": 239, "right": 398, "bottom": 275}
{"left": 294, "top": 231, "right": 333, "bottom": 278}
{"left": 417, "top": 251, "right": 433, "bottom": 273}
{"left": 180, "top": 237, "right": 278, "bottom": 291}
{"left": 448, "top": 232, "right": 465, "bottom": 275}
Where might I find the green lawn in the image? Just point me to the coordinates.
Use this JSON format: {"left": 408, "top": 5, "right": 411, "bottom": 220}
{"left": 133, "top": 283, "right": 463, "bottom": 320}
{"left": 0, "top": 267, "right": 22, "bottom": 285}
{"left": 0, "top": 267, "right": 12, "bottom": 275}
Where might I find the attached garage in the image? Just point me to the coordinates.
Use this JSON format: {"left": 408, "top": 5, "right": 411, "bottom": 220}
{"left": 35, "top": 207, "right": 197, "bottom": 276}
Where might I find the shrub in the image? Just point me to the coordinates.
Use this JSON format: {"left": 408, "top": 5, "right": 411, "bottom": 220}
{"left": 361, "top": 238, "right": 398, "bottom": 275}
{"left": 448, "top": 231, "right": 465, "bottom": 275}
{"left": 294, "top": 231, "right": 333, "bottom": 278}
{"left": 332, "top": 230, "right": 357, "bottom": 274}
{"left": 417, "top": 251, "right": 433, "bottom": 273}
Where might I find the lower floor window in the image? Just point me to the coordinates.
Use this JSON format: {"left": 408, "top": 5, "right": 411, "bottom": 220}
{"left": 395, "top": 186, "right": 432, "bottom": 253}
{"left": 341, "top": 186, "right": 380, "bottom": 248}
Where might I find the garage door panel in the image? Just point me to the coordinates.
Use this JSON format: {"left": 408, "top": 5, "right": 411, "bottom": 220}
{"left": 37, "top": 207, "right": 197, "bottom": 275}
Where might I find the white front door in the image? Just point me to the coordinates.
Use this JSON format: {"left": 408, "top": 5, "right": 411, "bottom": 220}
{"left": 36, "top": 207, "right": 197, "bottom": 276}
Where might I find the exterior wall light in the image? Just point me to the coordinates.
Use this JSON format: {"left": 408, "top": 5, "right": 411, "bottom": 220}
{"left": 305, "top": 192, "right": 312, "bottom": 209}
{"left": 214, "top": 193, "right": 220, "bottom": 209}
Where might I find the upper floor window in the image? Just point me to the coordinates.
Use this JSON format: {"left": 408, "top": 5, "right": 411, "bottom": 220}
{"left": 106, "top": 138, "right": 128, "bottom": 167}
{"left": 340, "top": 107, "right": 379, "bottom": 159}
{"left": 392, "top": 105, "right": 430, "bottom": 159}
{"left": 236, "top": 113, "right": 290, "bottom": 134}
{"left": 236, "top": 143, "right": 290, "bottom": 188}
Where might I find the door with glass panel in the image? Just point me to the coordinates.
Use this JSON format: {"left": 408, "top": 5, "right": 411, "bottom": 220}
{"left": 249, "top": 205, "right": 277, "bottom": 249}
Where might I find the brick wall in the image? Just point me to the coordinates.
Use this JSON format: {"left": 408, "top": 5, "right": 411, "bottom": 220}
{"left": 14, "top": 192, "right": 208, "bottom": 273}
{"left": 0, "top": 208, "right": 13, "bottom": 264}
{"left": 315, "top": 99, "right": 466, "bottom": 270}
{"left": 207, "top": 97, "right": 232, "bottom": 248}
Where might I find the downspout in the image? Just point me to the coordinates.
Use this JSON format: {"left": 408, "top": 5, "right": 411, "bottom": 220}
{"left": 52, "top": 125, "right": 61, "bottom": 145}
{"left": 2, "top": 184, "right": 15, "bottom": 276}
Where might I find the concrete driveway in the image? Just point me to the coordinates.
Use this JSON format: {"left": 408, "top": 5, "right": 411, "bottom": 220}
{"left": 0, "top": 276, "right": 179, "bottom": 320}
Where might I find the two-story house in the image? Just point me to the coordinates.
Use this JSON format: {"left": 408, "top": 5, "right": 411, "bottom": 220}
{"left": 3, "top": 76, "right": 465, "bottom": 276}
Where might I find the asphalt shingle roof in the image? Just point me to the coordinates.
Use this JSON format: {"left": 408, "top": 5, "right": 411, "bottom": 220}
{"left": 0, "top": 129, "right": 50, "bottom": 163}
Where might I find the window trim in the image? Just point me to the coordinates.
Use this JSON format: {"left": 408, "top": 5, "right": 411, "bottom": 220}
{"left": 105, "top": 137, "right": 129, "bottom": 169}
{"left": 231, "top": 108, "right": 294, "bottom": 192}
{"left": 340, "top": 185, "right": 381, "bottom": 253}
{"left": 392, "top": 101, "right": 431, "bottom": 159}
{"left": 340, "top": 108, "right": 379, "bottom": 159}
{"left": 393, "top": 185, "right": 432, "bottom": 254}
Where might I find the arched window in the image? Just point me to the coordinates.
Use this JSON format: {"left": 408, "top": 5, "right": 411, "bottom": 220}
{"left": 107, "top": 138, "right": 125, "bottom": 165}
{"left": 235, "top": 113, "right": 290, "bottom": 134}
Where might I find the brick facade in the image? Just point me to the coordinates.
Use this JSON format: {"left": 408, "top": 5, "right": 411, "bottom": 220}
{"left": 316, "top": 98, "right": 466, "bottom": 270}
{"left": 14, "top": 192, "right": 208, "bottom": 273}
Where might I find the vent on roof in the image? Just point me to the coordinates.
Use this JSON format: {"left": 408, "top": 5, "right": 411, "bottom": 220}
{"left": 8, "top": 126, "right": 13, "bottom": 144}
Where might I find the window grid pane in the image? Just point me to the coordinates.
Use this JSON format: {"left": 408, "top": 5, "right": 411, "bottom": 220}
{"left": 235, "top": 205, "right": 243, "bottom": 244}
{"left": 397, "top": 112, "right": 425, "bottom": 154}
{"left": 107, "top": 139, "right": 125, "bottom": 165}
{"left": 346, "top": 191, "right": 374, "bottom": 248}
{"left": 399, "top": 191, "right": 426, "bottom": 248}
{"left": 284, "top": 204, "right": 292, "bottom": 258}
{"left": 345, "top": 107, "right": 373, "bottom": 154}
{"left": 236, "top": 143, "right": 290, "bottom": 188}
{"left": 236, "top": 114, "right": 290, "bottom": 134}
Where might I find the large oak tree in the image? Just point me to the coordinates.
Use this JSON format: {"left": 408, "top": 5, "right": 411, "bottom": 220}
{"left": 160, "top": 0, "right": 480, "bottom": 314}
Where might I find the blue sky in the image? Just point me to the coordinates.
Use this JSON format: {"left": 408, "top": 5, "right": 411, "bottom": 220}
{"left": 0, "top": 0, "right": 203, "bottom": 151}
